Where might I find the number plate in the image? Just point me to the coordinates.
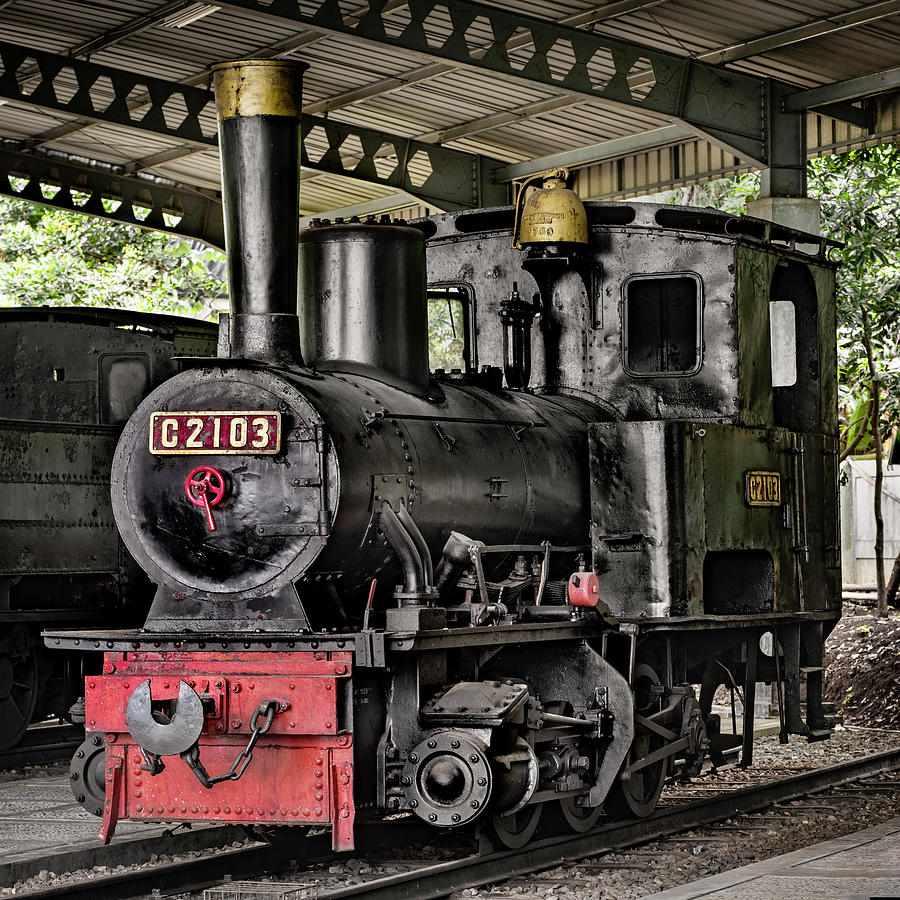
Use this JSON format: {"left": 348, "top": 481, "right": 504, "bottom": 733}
{"left": 149, "top": 411, "right": 281, "bottom": 455}
{"left": 745, "top": 470, "right": 781, "bottom": 507}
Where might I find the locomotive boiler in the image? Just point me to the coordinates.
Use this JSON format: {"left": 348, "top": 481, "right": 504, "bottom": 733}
{"left": 47, "top": 57, "right": 842, "bottom": 851}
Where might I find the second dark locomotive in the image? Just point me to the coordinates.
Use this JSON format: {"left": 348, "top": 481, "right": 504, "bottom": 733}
{"left": 48, "top": 58, "right": 841, "bottom": 850}
{"left": 1, "top": 307, "right": 215, "bottom": 751}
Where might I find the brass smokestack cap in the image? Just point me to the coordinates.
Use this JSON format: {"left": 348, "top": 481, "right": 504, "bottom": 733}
{"left": 212, "top": 59, "right": 307, "bottom": 120}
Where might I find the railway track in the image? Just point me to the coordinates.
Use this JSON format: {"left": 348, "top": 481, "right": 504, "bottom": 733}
{"left": 0, "top": 723, "right": 83, "bottom": 770}
{"left": 10, "top": 822, "right": 428, "bottom": 900}
{"left": 14, "top": 745, "right": 900, "bottom": 900}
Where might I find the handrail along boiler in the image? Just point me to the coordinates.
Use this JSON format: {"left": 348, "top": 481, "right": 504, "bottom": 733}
{"left": 47, "top": 58, "right": 842, "bottom": 850}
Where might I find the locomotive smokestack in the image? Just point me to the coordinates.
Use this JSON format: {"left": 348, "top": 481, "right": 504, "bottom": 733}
{"left": 212, "top": 59, "right": 307, "bottom": 365}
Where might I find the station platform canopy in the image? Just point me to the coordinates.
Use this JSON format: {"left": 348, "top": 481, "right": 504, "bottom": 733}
{"left": 0, "top": 0, "right": 898, "bottom": 245}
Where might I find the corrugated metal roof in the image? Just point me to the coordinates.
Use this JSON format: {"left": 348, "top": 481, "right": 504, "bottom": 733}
{"left": 1, "top": 0, "right": 898, "bottom": 219}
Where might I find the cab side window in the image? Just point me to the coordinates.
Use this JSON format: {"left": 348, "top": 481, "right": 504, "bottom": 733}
{"left": 623, "top": 273, "right": 702, "bottom": 376}
{"left": 427, "top": 284, "right": 475, "bottom": 373}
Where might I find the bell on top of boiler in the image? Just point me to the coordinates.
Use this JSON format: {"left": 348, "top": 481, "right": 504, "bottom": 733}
{"left": 511, "top": 167, "right": 588, "bottom": 250}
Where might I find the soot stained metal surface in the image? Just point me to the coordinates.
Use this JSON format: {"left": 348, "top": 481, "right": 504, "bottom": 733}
{"left": 51, "top": 58, "right": 842, "bottom": 855}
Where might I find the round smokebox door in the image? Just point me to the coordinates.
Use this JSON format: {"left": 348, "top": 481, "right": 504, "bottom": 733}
{"left": 111, "top": 367, "right": 337, "bottom": 600}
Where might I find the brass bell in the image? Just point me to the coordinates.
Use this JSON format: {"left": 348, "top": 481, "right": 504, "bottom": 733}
{"left": 512, "top": 167, "right": 588, "bottom": 249}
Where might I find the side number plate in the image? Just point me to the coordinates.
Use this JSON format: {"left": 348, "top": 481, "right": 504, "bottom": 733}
{"left": 745, "top": 470, "right": 781, "bottom": 507}
{"left": 150, "top": 411, "right": 281, "bottom": 455}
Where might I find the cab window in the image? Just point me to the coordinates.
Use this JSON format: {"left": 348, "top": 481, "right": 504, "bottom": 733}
{"left": 427, "top": 283, "right": 474, "bottom": 372}
{"left": 623, "top": 273, "right": 702, "bottom": 376}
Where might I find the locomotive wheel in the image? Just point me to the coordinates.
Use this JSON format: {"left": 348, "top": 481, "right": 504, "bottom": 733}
{"left": 484, "top": 803, "right": 543, "bottom": 849}
{"left": 0, "top": 646, "right": 39, "bottom": 751}
{"left": 604, "top": 664, "right": 669, "bottom": 819}
{"left": 70, "top": 734, "right": 106, "bottom": 817}
{"left": 542, "top": 796, "right": 604, "bottom": 834}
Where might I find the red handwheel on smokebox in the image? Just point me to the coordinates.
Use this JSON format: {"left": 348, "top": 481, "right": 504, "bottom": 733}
{"left": 185, "top": 466, "right": 227, "bottom": 531}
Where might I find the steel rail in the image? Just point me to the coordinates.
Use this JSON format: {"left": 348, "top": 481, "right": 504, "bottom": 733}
{"left": 13, "top": 840, "right": 314, "bottom": 899}
{"left": 324, "top": 746, "right": 900, "bottom": 899}
{"left": 0, "top": 724, "right": 83, "bottom": 769}
{"left": 12, "top": 822, "right": 428, "bottom": 899}
{"left": 15, "top": 747, "right": 900, "bottom": 899}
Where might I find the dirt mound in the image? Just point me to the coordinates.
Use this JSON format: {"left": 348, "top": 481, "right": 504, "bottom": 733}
{"left": 825, "top": 604, "right": 900, "bottom": 730}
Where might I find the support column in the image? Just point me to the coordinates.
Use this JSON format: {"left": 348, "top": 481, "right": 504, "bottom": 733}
{"left": 746, "top": 86, "right": 821, "bottom": 726}
{"left": 740, "top": 636, "right": 758, "bottom": 768}
{"left": 746, "top": 81, "right": 821, "bottom": 237}
{"left": 781, "top": 622, "right": 808, "bottom": 734}
{"left": 802, "top": 621, "right": 832, "bottom": 741}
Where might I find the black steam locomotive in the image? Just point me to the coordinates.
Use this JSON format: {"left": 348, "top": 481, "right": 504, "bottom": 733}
{"left": 47, "top": 59, "right": 841, "bottom": 850}
{"left": 0, "top": 307, "right": 215, "bottom": 750}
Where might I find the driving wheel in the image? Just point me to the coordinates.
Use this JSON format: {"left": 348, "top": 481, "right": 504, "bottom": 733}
{"left": 0, "top": 636, "right": 39, "bottom": 751}
{"left": 484, "top": 803, "right": 543, "bottom": 849}
{"left": 542, "top": 796, "right": 604, "bottom": 833}
{"left": 604, "top": 664, "right": 669, "bottom": 819}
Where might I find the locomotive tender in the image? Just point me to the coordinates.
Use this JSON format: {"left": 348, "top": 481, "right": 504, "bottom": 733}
{"left": 47, "top": 58, "right": 841, "bottom": 850}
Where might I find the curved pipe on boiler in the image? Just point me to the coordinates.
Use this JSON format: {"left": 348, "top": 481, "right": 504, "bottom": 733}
{"left": 379, "top": 502, "right": 425, "bottom": 600}
{"left": 397, "top": 502, "right": 434, "bottom": 588}
{"left": 434, "top": 531, "right": 482, "bottom": 602}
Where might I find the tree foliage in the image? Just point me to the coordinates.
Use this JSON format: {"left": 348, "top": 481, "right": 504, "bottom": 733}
{"left": 812, "top": 146, "right": 900, "bottom": 448}
{"left": 0, "top": 196, "right": 226, "bottom": 316}
{"left": 427, "top": 294, "right": 466, "bottom": 371}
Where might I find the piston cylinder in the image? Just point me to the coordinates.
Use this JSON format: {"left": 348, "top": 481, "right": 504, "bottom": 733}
{"left": 298, "top": 222, "right": 429, "bottom": 389}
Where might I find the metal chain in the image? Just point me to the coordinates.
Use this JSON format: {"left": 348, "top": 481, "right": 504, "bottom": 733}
{"left": 225, "top": 699, "right": 279, "bottom": 782}
{"left": 180, "top": 698, "right": 281, "bottom": 788}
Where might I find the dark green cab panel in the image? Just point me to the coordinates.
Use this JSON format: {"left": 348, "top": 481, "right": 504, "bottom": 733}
{"left": 736, "top": 245, "right": 838, "bottom": 435}
{"left": 0, "top": 419, "right": 120, "bottom": 577}
{"left": 590, "top": 421, "right": 841, "bottom": 621}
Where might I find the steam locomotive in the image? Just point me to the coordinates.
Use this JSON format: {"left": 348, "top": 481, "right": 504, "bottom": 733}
{"left": 47, "top": 59, "right": 841, "bottom": 850}
{"left": 0, "top": 307, "right": 215, "bottom": 751}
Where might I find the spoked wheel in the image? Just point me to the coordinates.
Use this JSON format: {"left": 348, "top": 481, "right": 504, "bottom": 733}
{"left": 542, "top": 796, "right": 604, "bottom": 834}
{"left": 0, "top": 643, "right": 39, "bottom": 751}
{"left": 604, "top": 664, "right": 669, "bottom": 819}
{"left": 484, "top": 803, "right": 543, "bottom": 849}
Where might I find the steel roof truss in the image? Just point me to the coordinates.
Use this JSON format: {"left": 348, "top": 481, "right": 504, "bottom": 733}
{"left": 0, "top": 40, "right": 215, "bottom": 148}
{"left": 300, "top": 115, "right": 506, "bottom": 209}
{"left": 808, "top": 101, "right": 872, "bottom": 130}
{"left": 783, "top": 67, "right": 900, "bottom": 112}
{"left": 0, "top": 39, "right": 506, "bottom": 210}
{"left": 0, "top": 146, "right": 225, "bottom": 247}
{"left": 217, "top": 0, "right": 769, "bottom": 163}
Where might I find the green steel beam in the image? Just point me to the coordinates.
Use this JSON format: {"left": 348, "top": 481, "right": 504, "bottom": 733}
{"left": 493, "top": 125, "right": 693, "bottom": 183}
{"left": 783, "top": 66, "right": 900, "bottom": 112}
{"left": 0, "top": 146, "right": 225, "bottom": 247}
{"left": 215, "top": 0, "right": 771, "bottom": 163}
{"left": 300, "top": 113, "right": 506, "bottom": 209}
{"left": 0, "top": 40, "right": 506, "bottom": 210}
{"left": 808, "top": 101, "right": 870, "bottom": 130}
